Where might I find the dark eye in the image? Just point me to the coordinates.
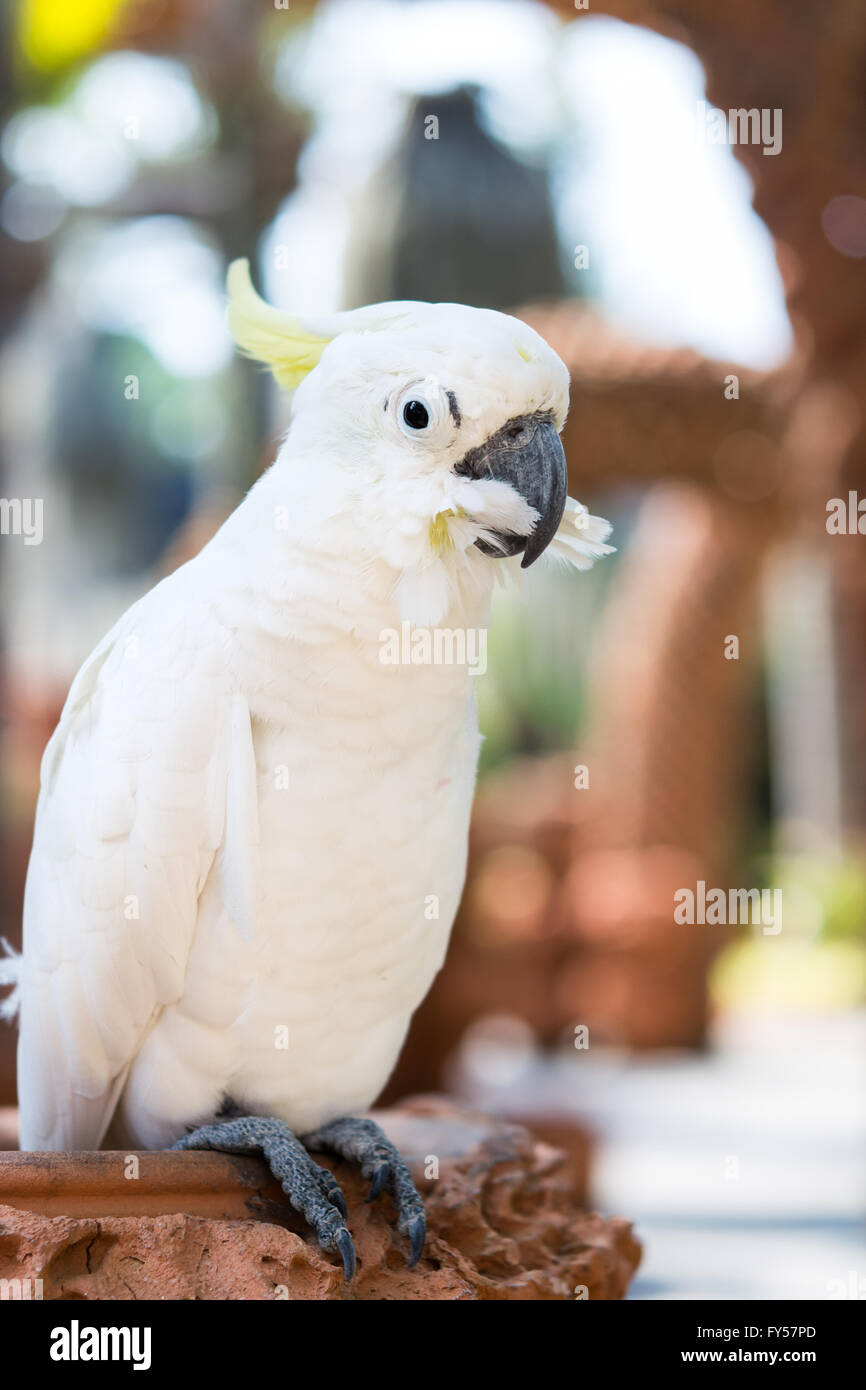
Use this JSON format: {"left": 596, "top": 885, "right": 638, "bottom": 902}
{"left": 402, "top": 399, "right": 430, "bottom": 430}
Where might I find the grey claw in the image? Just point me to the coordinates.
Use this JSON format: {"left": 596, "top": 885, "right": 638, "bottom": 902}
{"left": 366, "top": 1162, "right": 388, "bottom": 1202}
{"left": 407, "top": 1211, "right": 426, "bottom": 1268}
{"left": 336, "top": 1227, "right": 357, "bottom": 1281}
{"left": 304, "top": 1116, "right": 427, "bottom": 1272}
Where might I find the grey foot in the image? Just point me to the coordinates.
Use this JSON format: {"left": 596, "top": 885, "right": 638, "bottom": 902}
{"left": 302, "top": 1116, "right": 426, "bottom": 1268}
{"left": 172, "top": 1116, "right": 356, "bottom": 1279}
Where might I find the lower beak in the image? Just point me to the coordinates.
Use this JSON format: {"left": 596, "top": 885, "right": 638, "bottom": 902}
{"left": 454, "top": 412, "right": 568, "bottom": 568}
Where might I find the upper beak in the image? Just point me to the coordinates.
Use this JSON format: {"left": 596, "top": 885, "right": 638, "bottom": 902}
{"left": 454, "top": 412, "right": 568, "bottom": 568}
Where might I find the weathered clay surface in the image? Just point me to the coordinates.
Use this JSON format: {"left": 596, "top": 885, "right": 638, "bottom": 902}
{"left": 0, "top": 1097, "right": 640, "bottom": 1300}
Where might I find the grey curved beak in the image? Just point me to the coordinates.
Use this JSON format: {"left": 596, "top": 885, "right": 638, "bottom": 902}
{"left": 454, "top": 412, "right": 568, "bottom": 568}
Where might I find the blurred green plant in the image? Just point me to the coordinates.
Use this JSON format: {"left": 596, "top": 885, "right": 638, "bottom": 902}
{"left": 476, "top": 556, "right": 615, "bottom": 774}
{"left": 711, "top": 850, "right": 866, "bottom": 1012}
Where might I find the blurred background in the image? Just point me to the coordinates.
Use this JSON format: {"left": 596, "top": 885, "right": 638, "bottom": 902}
{"left": 1, "top": 0, "right": 864, "bottom": 1300}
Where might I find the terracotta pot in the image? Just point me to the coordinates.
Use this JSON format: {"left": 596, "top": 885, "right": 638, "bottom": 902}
{"left": 0, "top": 1147, "right": 295, "bottom": 1226}
{"left": 0, "top": 1098, "right": 642, "bottom": 1300}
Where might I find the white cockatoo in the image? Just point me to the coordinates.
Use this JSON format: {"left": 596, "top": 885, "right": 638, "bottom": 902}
{"left": 1, "top": 262, "right": 612, "bottom": 1276}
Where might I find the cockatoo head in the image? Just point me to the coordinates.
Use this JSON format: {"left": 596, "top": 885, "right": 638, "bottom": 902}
{"left": 227, "top": 261, "right": 612, "bottom": 619}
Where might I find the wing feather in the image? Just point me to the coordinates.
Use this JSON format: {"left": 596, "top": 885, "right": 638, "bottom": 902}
{"left": 17, "top": 581, "right": 237, "bottom": 1151}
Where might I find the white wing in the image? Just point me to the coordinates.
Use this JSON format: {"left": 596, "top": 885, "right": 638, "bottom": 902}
{"left": 17, "top": 572, "right": 248, "bottom": 1151}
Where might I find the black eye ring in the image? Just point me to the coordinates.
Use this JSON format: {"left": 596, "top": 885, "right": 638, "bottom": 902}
{"left": 402, "top": 399, "right": 430, "bottom": 431}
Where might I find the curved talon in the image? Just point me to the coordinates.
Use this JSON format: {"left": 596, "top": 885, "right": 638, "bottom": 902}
{"left": 336, "top": 1227, "right": 357, "bottom": 1281}
{"left": 302, "top": 1115, "right": 427, "bottom": 1272}
{"left": 406, "top": 1211, "right": 426, "bottom": 1268}
{"left": 366, "top": 1162, "right": 389, "bottom": 1202}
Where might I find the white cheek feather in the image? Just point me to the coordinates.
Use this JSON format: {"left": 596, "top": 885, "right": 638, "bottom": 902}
{"left": 455, "top": 478, "right": 539, "bottom": 540}
{"left": 387, "top": 476, "right": 538, "bottom": 626}
{"left": 389, "top": 484, "right": 613, "bottom": 625}
{"left": 546, "top": 496, "right": 616, "bottom": 571}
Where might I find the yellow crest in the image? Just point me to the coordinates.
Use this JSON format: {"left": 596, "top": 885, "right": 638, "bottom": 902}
{"left": 226, "top": 259, "right": 332, "bottom": 390}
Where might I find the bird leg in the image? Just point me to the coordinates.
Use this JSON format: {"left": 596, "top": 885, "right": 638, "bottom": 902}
{"left": 172, "top": 1116, "right": 357, "bottom": 1278}
{"left": 172, "top": 1113, "right": 425, "bottom": 1278}
{"left": 302, "top": 1115, "right": 426, "bottom": 1268}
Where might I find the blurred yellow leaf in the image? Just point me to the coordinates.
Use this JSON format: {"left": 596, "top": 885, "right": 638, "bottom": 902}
{"left": 18, "top": 0, "right": 129, "bottom": 72}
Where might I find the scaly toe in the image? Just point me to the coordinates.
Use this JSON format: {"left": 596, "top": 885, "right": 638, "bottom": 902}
{"left": 303, "top": 1116, "right": 427, "bottom": 1268}
{"left": 366, "top": 1162, "right": 389, "bottom": 1202}
{"left": 172, "top": 1115, "right": 355, "bottom": 1278}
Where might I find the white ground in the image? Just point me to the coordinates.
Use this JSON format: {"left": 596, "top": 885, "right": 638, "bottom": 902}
{"left": 455, "top": 1011, "right": 866, "bottom": 1300}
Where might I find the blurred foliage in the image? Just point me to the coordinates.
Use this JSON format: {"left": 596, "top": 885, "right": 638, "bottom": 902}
{"left": 713, "top": 939, "right": 866, "bottom": 1013}
{"left": 776, "top": 853, "right": 866, "bottom": 943}
{"left": 712, "top": 851, "right": 866, "bottom": 1010}
{"left": 477, "top": 558, "right": 615, "bottom": 774}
